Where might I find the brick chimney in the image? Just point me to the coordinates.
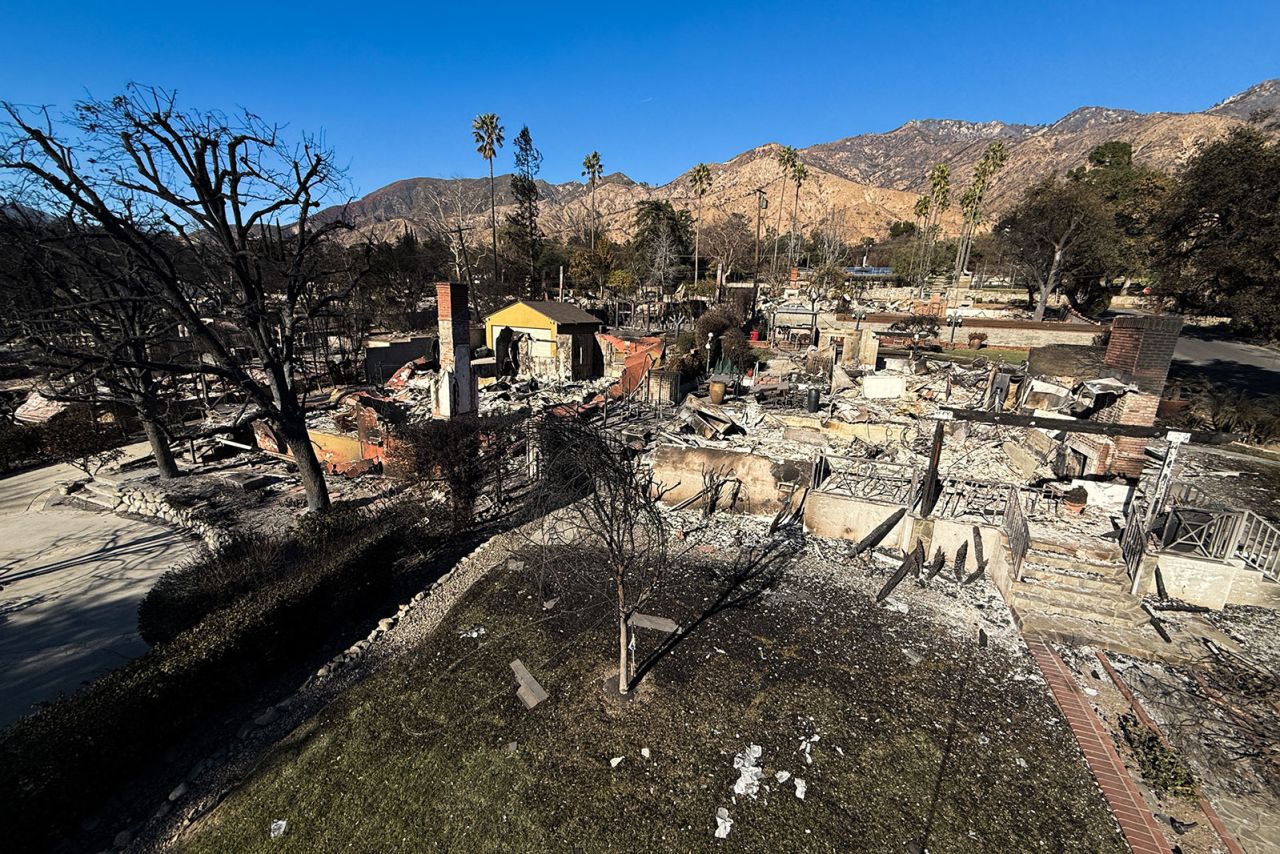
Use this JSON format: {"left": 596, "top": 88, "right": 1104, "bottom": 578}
{"left": 1103, "top": 315, "right": 1182, "bottom": 394}
{"left": 434, "top": 282, "right": 476, "bottom": 418}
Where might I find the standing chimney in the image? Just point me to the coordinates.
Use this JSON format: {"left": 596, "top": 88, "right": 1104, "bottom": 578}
{"left": 434, "top": 281, "right": 477, "bottom": 418}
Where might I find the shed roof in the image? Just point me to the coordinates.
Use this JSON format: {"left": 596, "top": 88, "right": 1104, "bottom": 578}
{"left": 487, "top": 300, "right": 602, "bottom": 327}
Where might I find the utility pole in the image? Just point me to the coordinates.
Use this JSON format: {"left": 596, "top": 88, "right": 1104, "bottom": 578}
{"left": 752, "top": 188, "right": 767, "bottom": 314}
{"left": 454, "top": 223, "right": 476, "bottom": 318}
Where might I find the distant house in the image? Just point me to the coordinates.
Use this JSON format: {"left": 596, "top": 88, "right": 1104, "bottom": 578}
{"left": 485, "top": 301, "right": 604, "bottom": 381}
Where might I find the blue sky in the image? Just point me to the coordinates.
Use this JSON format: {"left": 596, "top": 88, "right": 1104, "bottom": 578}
{"left": 4, "top": 1, "right": 1277, "bottom": 195}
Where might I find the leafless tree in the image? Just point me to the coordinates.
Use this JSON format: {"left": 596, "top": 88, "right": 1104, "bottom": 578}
{"left": 526, "top": 415, "right": 670, "bottom": 696}
{"left": 1, "top": 86, "right": 370, "bottom": 509}
{"left": 0, "top": 209, "right": 187, "bottom": 476}
{"left": 703, "top": 208, "right": 754, "bottom": 286}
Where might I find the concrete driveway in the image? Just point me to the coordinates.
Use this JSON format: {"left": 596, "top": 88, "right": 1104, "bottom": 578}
{"left": 0, "top": 459, "right": 193, "bottom": 728}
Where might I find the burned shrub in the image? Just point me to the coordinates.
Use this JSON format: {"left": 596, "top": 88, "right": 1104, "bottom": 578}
{"left": 1118, "top": 713, "right": 1196, "bottom": 798}
{"left": 391, "top": 414, "right": 524, "bottom": 527}
{"left": 138, "top": 534, "right": 291, "bottom": 646}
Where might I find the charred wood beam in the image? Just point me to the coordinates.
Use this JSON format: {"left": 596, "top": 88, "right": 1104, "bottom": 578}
{"left": 941, "top": 407, "right": 1236, "bottom": 443}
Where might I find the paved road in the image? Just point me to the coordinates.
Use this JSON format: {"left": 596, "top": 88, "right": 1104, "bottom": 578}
{"left": 1107, "top": 310, "right": 1280, "bottom": 391}
{"left": 1172, "top": 329, "right": 1280, "bottom": 381}
{"left": 0, "top": 458, "right": 193, "bottom": 728}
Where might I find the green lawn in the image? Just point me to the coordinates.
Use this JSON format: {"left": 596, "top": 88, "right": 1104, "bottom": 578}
{"left": 180, "top": 544, "right": 1123, "bottom": 853}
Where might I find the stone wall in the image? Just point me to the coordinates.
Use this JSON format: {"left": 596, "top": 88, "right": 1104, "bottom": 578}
{"left": 1142, "top": 553, "right": 1280, "bottom": 610}
{"left": 651, "top": 445, "right": 813, "bottom": 516}
{"left": 103, "top": 482, "right": 231, "bottom": 550}
{"left": 822, "top": 314, "right": 1104, "bottom": 351}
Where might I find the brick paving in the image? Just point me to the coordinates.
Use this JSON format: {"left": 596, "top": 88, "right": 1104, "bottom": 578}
{"left": 1026, "top": 638, "right": 1171, "bottom": 854}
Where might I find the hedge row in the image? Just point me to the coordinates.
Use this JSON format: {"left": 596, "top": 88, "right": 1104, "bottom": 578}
{"left": 0, "top": 508, "right": 412, "bottom": 851}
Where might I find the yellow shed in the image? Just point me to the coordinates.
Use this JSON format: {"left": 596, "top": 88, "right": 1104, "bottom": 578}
{"left": 485, "top": 300, "right": 603, "bottom": 381}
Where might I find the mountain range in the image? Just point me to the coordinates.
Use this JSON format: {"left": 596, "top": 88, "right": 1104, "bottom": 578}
{"left": 329, "top": 79, "right": 1280, "bottom": 246}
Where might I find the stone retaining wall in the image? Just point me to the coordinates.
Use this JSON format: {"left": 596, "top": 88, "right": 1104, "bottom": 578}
{"left": 104, "top": 483, "right": 231, "bottom": 550}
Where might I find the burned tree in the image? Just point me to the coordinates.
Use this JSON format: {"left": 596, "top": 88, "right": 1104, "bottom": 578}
{"left": 0, "top": 86, "right": 367, "bottom": 509}
{"left": 0, "top": 210, "right": 185, "bottom": 477}
{"left": 529, "top": 415, "right": 670, "bottom": 696}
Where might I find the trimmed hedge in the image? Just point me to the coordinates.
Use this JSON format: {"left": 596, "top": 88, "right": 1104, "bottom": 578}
{"left": 0, "top": 508, "right": 414, "bottom": 852}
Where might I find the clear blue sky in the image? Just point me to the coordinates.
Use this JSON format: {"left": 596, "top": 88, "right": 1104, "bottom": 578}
{"left": 4, "top": 1, "right": 1277, "bottom": 195}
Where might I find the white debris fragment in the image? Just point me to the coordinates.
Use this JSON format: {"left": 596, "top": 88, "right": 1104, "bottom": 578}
{"left": 641, "top": 747, "right": 651, "bottom": 760}
{"left": 732, "top": 744, "right": 764, "bottom": 798}
{"left": 883, "top": 600, "right": 909, "bottom": 614}
{"left": 795, "top": 778, "right": 807, "bottom": 799}
{"left": 1083, "top": 686, "right": 1099, "bottom": 697}
{"left": 1016, "top": 757, "right": 1028, "bottom": 769}
{"left": 459, "top": 626, "right": 486, "bottom": 639}
{"left": 775, "top": 770, "right": 792, "bottom": 783}
{"left": 269, "top": 819, "right": 288, "bottom": 839}
{"left": 714, "top": 807, "right": 733, "bottom": 839}
{"left": 798, "top": 734, "right": 819, "bottom": 765}
{"left": 610, "top": 756, "right": 624, "bottom": 768}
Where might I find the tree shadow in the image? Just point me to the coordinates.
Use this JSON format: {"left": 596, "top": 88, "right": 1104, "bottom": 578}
{"left": 628, "top": 537, "right": 799, "bottom": 691}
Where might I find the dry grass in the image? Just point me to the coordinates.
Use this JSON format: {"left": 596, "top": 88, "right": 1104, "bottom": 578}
{"left": 181, "top": 548, "right": 1124, "bottom": 853}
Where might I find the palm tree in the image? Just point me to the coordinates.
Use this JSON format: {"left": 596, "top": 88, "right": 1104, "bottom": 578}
{"left": 787, "top": 161, "right": 808, "bottom": 271}
{"left": 771, "top": 146, "right": 797, "bottom": 278}
{"left": 689, "top": 163, "right": 712, "bottom": 288}
{"left": 472, "top": 113, "right": 504, "bottom": 287}
{"left": 581, "top": 150, "right": 603, "bottom": 251}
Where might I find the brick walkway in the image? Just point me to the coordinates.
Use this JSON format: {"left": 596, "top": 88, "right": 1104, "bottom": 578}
{"left": 1025, "top": 638, "right": 1170, "bottom": 854}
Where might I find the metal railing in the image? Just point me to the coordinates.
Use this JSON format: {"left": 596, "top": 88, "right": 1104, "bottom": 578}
{"left": 1121, "top": 497, "right": 1148, "bottom": 584}
{"left": 1160, "top": 505, "right": 1280, "bottom": 581}
{"left": 1003, "top": 484, "right": 1030, "bottom": 581}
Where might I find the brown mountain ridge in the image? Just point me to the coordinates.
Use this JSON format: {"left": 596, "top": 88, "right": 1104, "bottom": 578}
{"left": 328, "top": 79, "right": 1279, "bottom": 246}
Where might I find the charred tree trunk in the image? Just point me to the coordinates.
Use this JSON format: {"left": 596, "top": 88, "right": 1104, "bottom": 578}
{"left": 141, "top": 417, "right": 179, "bottom": 479}
{"left": 277, "top": 415, "right": 330, "bottom": 512}
{"left": 616, "top": 575, "right": 629, "bottom": 695}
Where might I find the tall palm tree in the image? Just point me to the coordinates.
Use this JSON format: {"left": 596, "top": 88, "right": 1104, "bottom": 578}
{"left": 771, "top": 146, "right": 797, "bottom": 278}
{"left": 581, "top": 150, "right": 603, "bottom": 251}
{"left": 472, "top": 113, "right": 504, "bottom": 287}
{"left": 787, "top": 161, "right": 808, "bottom": 270}
{"left": 689, "top": 163, "right": 712, "bottom": 287}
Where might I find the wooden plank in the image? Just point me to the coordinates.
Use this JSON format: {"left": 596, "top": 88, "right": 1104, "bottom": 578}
{"left": 628, "top": 613, "right": 679, "bottom": 633}
{"left": 942, "top": 406, "right": 1235, "bottom": 443}
{"left": 510, "top": 659, "right": 549, "bottom": 709}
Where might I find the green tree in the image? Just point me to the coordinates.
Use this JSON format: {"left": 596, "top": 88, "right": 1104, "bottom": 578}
{"left": 631, "top": 200, "right": 693, "bottom": 290}
{"left": 913, "top": 164, "right": 951, "bottom": 293}
{"left": 997, "top": 176, "right": 1121, "bottom": 320}
{"left": 689, "top": 163, "right": 712, "bottom": 286}
{"left": 472, "top": 113, "right": 504, "bottom": 288}
{"left": 1154, "top": 128, "right": 1280, "bottom": 339}
{"left": 1069, "top": 140, "right": 1171, "bottom": 282}
{"left": 787, "top": 161, "right": 808, "bottom": 270}
{"left": 507, "top": 125, "right": 543, "bottom": 297}
{"left": 771, "top": 145, "right": 798, "bottom": 278}
{"left": 581, "top": 150, "right": 603, "bottom": 252}
{"left": 951, "top": 142, "right": 1007, "bottom": 281}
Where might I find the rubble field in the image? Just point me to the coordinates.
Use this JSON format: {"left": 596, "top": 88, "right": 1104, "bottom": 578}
{"left": 179, "top": 516, "right": 1123, "bottom": 853}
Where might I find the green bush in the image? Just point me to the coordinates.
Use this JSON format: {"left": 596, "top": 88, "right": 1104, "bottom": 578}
{"left": 0, "top": 510, "right": 413, "bottom": 852}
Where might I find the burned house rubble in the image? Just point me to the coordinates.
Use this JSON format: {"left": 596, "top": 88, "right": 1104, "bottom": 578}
{"left": 37, "top": 270, "right": 1279, "bottom": 854}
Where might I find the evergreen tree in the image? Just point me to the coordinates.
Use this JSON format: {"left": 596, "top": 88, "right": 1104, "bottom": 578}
{"left": 507, "top": 125, "right": 543, "bottom": 298}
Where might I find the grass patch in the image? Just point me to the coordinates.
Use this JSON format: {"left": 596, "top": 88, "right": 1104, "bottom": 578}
{"left": 181, "top": 552, "right": 1125, "bottom": 853}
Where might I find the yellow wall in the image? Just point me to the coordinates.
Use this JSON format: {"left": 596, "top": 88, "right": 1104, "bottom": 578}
{"left": 485, "top": 303, "right": 560, "bottom": 354}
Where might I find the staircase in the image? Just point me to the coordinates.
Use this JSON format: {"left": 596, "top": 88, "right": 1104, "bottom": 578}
{"left": 1009, "top": 539, "right": 1204, "bottom": 662}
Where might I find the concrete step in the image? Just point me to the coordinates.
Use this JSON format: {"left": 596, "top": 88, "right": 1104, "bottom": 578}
{"left": 1024, "top": 549, "right": 1125, "bottom": 577}
{"left": 1020, "top": 568, "right": 1129, "bottom": 596}
{"left": 1012, "top": 587, "right": 1146, "bottom": 627}
{"left": 1017, "top": 612, "right": 1208, "bottom": 666}
{"left": 73, "top": 491, "right": 117, "bottom": 511}
{"left": 1029, "top": 538, "right": 1122, "bottom": 563}
{"left": 83, "top": 480, "right": 122, "bottom": 501}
